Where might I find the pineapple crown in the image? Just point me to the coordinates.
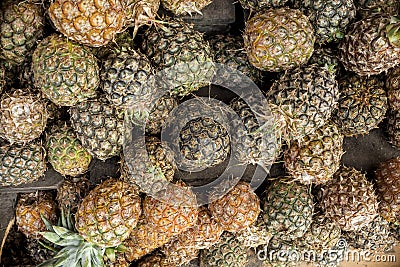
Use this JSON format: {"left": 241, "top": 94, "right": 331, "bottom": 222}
{"left": 37, "top": 210, "right": 125, "bottom": 267}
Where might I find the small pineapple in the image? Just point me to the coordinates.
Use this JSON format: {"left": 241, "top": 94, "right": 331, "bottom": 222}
{"left": 48, "top": 0, "right": 127, "bottom": 47}
{"left": 142, "top": 18, "right": 214, "bottom": 96}
{"left": 75, "top": 178, "right": 142, "bottom": 248}
{"left": 267, "top": 64, "right": 339, "bottom": 141}
{"left": 69, "top": 97, "right": 124, "bottom": 160}
{"left": 26, "top": 238, "right": 55, "bottom": 265}
{"left": 338, "top": 14, "right": 400, "bottom": 76}
{"left": 0, "top": 89, "right": 48, "bottom": 144}
{"left": 292, "top": 0, "right": 356, "bottom": 44}
{"left": 15, "top": 191, "right": 57, "bottom": 240}
{"left": 243, "top": 7, "right": 315, "bottom": 72}
{"left": 56, "top": 176, "right": 90, "bottom": 214}
{"left": 333, "top": 75, "right": 387, "bottom": 136}
{"left": 32, "top": 34, "right": 99, "bottom": 106}
{"left": 46, "top": 124, "right": 92, "bottom": 177}
{"left": 209, "top": 181, "right": 260, "bottom": 233}
{"left": 319, "top": 166, "right": 379, "bottom": 231}
{"left": 0, "top": 0, "right": 45, "bottom": 67}
{"left": 284, "top": 122, "right": 344, "bottom": 184}
{"left": 160, "top": 236, "right": 200, "bottom": 266}
{"left": 199, "top": 232, "right": 248, "bottom": 267}
{"left": 161, "top": 0, "right": 213, "bottom": 15}
{"left": 0, "top": 142, "right": 46, "bottom": 187}
{"left": 179, "top": 117, "right": 230, "bottom": 169}
{"left": 374, "top": 158, "right": 400, "bottom": 224}
{"left": 261, "top": 178, "right": 314, "bottom": 240}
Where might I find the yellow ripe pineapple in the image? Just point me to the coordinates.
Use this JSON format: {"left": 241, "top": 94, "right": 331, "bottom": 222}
{"left": 48, "top": 0, "right": 127, "bottom": 47}
{"left": 124, "top": 183, "right": 199, "bottom": 261}
{"left": 15, "top": 191, "right": 57, "bottom": 240}
{"left": 209, "top": 181, "right": 260, "bottom": 233}
{"left": 75, "top": 178, "right": 142, "bottom": 248}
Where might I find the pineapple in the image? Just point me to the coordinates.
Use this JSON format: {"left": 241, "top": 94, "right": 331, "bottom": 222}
{"left": 229, "top": 97, "right": 282, "bottom": 169}
{"left": 139, "top": 207, "right": 222, "bottom": 266}
{"left": 124, "top": 183, "right": 199, "bottom": 261}
{"left": 333, "top": 75, "right": 387, "bottom": 136}
{"left": 142, "top": 184, "right": 198, "bottom": 235}
{"left": 161, "top": 0, "right": 213, "bottom": 15}
{"left": 344, "top": 215, "right": 395, "bottom": 252}
{"left": 284, "top": 122, "right": 344, "bottom": 185}
{"left": 208, "top": 34, "right": 263, "bottom": 85}
{"left": 386, "top": 66, "right": 400, "bottom": 111}
{"left": 338, "top": 14, "right": 400, "bottom": 76}
{"left": 141, "top": 18, "right": 214, "bottom": 96}
{"left": 235, "top": 214, "right": 272, "bottom": 248}
{"left": 179, "top": 117, "right": 230, "bottom": 169}
{"left": 124, "top": 219, "right": 173, "bottom": 261}
{"left": 100, "top": 46, "right": 153, "bottom": 109}
{"left": 160, "top": 236, "right": 200, "bottom": 266}
{"left": 38, "top": 206, "right": 127, "bottom": 266}
{"left": 15, "top": 191, "right": 57, "bottom": 240}
{"left": 32, "top": 34, "right": 99, "bottom": 106}
{"left": 355, "top": 0, "right": 399, "bottom": 17}
{"left": 308, "top": 46, "right": 341, "bottom": 75}
{"left": 239, "top": 0, "right": 288, "bottom": 10}
{"left": 0, "top": 0, "right": 44, "bottom": 67}
{"left": 261, "top": 178, "right": 314, "bottom": 240}
{"left": 121, "top": 136, "right": 176, "bottom": 194}
{"left": 0, "top": 89, "right": 48, "bottom": 144}
{"left": 292, "top": 0, "right": 356, "bottom": 44}
{"left": 177, "top": 206, "right": 223, "bottom": 250}
{"left": 267, "top": 64, "right": 339, "bottom": 141}
{"left": 146, "top": 94, "right": 179, "bottom": 135}
{"left": 0, "top": 142, "right": 46, "bottom": 187}
{"left": 386, "top": 110, "right": 400, "bottom": 148}
{"left": 209, "top": 181, "right": 260, "bottom": 233}
{"left": 75, "top": 178, "right": 141, "bottom": 247}
{"left": 243, "top": 7, "right": 315, "bottom": 72}
{"left": 297, "top": 214, "right": 342, "bottom": 254}
{"left": 319, "top": 166, "right": 379, "bottom": 231}
{"left": 56, "top": 176, "right": 90, "bottom": 214}
{"left": 69, "top": 97, "right": 124, "bottom": 160}
{"left": 199, "top": 232, "right": 248, "bottom": 267}
{"left": 48, "top": 0, "right": 127, "bottom": 47}
{"left": 46, "top": 124, "right": 92, "bottom": 177}
{"left": 374, "top": 157, "right": 400, "bottom": 224}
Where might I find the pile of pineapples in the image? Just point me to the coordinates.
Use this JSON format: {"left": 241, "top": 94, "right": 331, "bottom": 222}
{"left": 2, "top": 0, "right": 400, "bottom": 266}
